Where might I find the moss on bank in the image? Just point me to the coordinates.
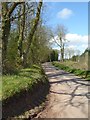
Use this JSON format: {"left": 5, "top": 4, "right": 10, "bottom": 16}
{"left": 2, "top": 64, "right": 50, "bottom": 119}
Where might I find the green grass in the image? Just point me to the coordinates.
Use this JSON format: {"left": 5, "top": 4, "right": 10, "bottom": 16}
{"left": 58, "top": 60, "right": 88, "bottom": 70}
{"left": 2, "top": 64, "right": 47, "bottom": 101}
{"left": 52, "top": 61, "right": 90, "bottom": 80}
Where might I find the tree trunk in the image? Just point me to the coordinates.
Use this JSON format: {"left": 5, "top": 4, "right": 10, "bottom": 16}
{"left": 23, "top": 0, "right": 43, "bottom": 67}
{"left": 1, "top": 3, "right": 11, "bottom": 72}
{"left": 18, "top": 3, "right": 25, "bottom": 58}
{"left": 1, "top": 2, "right": 22, "bottom": 73}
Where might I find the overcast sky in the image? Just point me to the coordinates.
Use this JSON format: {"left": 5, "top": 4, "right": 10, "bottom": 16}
{"left": 44, "top": 2, "right": 88, "bottom": 54}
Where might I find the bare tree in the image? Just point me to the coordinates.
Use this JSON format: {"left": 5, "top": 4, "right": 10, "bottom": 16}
{"left": 51, "top": 24, "right": 68, "bottom": 62}
{"left": 67, "top": 48, "right": 75, "bottom": 59}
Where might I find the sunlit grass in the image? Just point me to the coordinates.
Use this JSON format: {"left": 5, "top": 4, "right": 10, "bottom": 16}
{"left": 2, "top": 65, "right": 47, "bottom": 101}
{"left": 53, "top": 61, "right": 90, "bottom": 80}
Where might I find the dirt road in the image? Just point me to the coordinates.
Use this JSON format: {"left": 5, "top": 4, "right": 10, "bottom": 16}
{"left": 38, "top": 62, "right": 89, "bottom": 118}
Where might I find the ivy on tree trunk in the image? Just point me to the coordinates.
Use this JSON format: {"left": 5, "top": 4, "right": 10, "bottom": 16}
{"left": 1, "top": 2, "right": 22, "bottom": 73}
{"left": 23, "top": 0, "right": 43, "bottom": 66}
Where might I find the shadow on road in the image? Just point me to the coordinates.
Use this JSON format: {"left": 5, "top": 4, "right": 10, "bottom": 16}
{"left": 50, "top": 78, "right": 90, "bottom": 86}
{"left": 40, "top": 63, "right": 89, "bottom": 118}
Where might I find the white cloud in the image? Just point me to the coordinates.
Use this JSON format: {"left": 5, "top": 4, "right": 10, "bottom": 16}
{"left": 66, "top": 33, "right": 88, "bottom": 45}
{"left": 66, "top": 33, "right": 88, "bottom": 44}
{"left": 51, "top": 33, "right": 88, "bottom": 54}
{"left": 57, "top": 8, "right": 73, "bottom": 19}
{"left": 67, "top": 45, "right": 77, "bottom": 50}
{"left": 66, "top": 33, "right": 88, "bottom": 53}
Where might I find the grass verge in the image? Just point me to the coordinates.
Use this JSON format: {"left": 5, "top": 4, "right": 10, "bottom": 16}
{"left": 2, "top": 64, "right": 48, "bottom": 101}
{"left": 52, "top": 61, "right": 90, "bottom": 80}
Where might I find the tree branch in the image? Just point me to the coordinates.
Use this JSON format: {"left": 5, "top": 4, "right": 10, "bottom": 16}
{"left": 8, "top": 2, "right": 23, "bottom": 16}
{"left": 54, "top": 38, "right": 61, "bottom": 47}
{"left": 10, "top": 9, "right": 34, "bottom": 21}
{"left": 51, "top": 34, "right": 61, "bottom": 47}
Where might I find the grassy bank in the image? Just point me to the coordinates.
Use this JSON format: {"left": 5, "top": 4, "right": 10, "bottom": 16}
{"left": 2, "top": 64, "right": 48, "bottom": 101}
{"left": 52, "top": 61, "right": 90, "bottom": 80}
